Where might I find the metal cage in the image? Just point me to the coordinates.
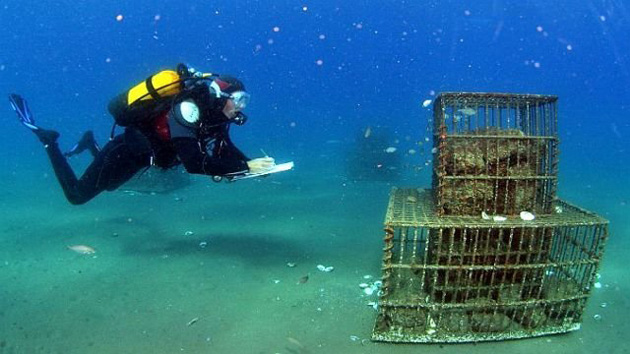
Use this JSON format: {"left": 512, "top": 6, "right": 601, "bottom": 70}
{"left": 432, "top": 92, "right": 559, "bottom": 216}
{"left": 372, "top": 92, "right": 608, "bottom": 343}
{"left": 372, "top": 189, "right": 608, "bottom": 343}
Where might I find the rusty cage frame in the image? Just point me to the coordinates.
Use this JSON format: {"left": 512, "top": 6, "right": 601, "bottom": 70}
{"left": 432, "top": 92, "right": 559, "bottom": 216}
{"left": 372, "top": 92, "right": 609, "bottom": 343}
{"left": 372, "top": 189, "right": 608, "bottom": 342}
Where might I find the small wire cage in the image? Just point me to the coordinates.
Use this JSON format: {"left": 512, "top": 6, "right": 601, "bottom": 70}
{"left": 432, "top": 92, "right": 559, "bottom": 216}
{"left": 372, "top": 189, "right": 608, "bottom": 343}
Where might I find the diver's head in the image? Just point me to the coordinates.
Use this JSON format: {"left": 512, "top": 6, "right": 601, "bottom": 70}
{"left": 209, "top": 75, "right": 250, "bottom": 125}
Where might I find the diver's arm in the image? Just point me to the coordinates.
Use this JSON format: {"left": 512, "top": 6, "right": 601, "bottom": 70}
{"left": 169, "top": 101, "right": 249, "bottom": 176}
{"left": 172, "top": 137, "right": 249, "bottom": 176}
{"left": 213, "top": 125, "right": 249, "bottom": 161}
{"left": 216, "top": 125, "right": 278, "bottom": 173}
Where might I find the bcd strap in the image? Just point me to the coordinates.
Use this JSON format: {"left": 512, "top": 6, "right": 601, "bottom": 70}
{"left": 145, "top": 76, "right": 161, "bottom": 100}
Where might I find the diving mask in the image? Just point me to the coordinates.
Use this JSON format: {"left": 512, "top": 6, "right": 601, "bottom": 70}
{"left": 209, "top": 80, "right": 250, "bottom": 111}
{"left": 228, "top": 91, "right": 250, "bottom": 111}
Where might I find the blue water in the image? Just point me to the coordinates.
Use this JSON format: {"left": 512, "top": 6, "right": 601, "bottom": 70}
{"left": 0, "top": 1, "right": 628, "bottom": 353}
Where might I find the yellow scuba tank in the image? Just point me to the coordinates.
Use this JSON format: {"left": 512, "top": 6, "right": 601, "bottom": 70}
{"left": 127, "top": 70, "right": 182, "bottom": 106}
{"left": 108, "top": 64, "right": 214, "bottom": 129}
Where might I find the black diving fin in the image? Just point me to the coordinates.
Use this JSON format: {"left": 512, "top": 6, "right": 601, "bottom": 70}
{"left": 65, "top": 131, "right": 101, "bottom": 158}
{"left": 8, "top": 93, "right": 39, "bottom": 130}
{"left": 8, "top": 93, "right": 59, "bottom": 144}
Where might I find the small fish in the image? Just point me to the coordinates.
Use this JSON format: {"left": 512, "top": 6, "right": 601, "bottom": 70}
{"left": 287, "top": 336, "right": 305, "bottom": 349}
{"left": 186, "top": 317, "right": 199, "bottom": 327}
{"left": 458, "top": 107, "right": 476, "bottom": 116}
{"left": 67, "top": 245, "right": 96, "bottom": 254}
{"left": 298, "top": 274, "right": 309, "bottom": 284}
{"left": 384, "top": 147, "right": 397, "bottom": 153}
{"left": 422, "top": 99, "right": 432, "bottom": 107}
{"left": 364, "top": 126, "right": 372, "bottom": 138}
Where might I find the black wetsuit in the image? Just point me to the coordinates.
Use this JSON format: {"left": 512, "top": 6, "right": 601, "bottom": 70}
{"left": 43, "top": 85, "right": 249, "bottom": 205}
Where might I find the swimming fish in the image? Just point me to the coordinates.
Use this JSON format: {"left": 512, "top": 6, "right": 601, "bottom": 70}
{"left": 287, "top": 336, "right": 305, "bottom": 349}
{"left": 364, "top": 126, "right": 372, "bottom": 138}
{"left": 67, "top": 245, "right": 96, "bottom": 254}
{"left": 186, "top": 317, "right": 200, "bottom": 327}
{"left": 458, "top": 107, "right": 476, "bottom": 116}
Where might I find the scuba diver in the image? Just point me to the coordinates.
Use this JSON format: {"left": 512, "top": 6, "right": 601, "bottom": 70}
{"left": 8, "top": 64, "right": 275, "bottom": 205}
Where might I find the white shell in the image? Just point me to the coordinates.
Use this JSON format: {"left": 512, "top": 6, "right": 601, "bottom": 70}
{"left": 520, "top": 211, "right": 536, "bottom": 221}
{"left": 493, "top": 215, "right": 507, "bottom": 222}
{"left": 317, "top": 264, "right": 334, "bottom": 272}
{"left": 481, "top": 211, "right": 490, "bottom": 220}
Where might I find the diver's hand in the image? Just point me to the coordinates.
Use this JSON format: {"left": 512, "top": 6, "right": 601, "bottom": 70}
{"left": 247, "top": 157, "right": 276, "bottom": 174}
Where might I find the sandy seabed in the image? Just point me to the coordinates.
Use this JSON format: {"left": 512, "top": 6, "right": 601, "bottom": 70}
{"left": 0, "top": 169, "right": 627, "bottom": 354}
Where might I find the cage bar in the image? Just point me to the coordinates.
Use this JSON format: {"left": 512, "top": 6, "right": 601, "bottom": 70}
{"left": 372, "top": 188, "right": 608, "bottom": 343}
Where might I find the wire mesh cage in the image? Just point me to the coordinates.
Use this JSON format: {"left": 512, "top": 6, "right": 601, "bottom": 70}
{"left": 432, "top": 92, "right": 559, "bottom": 216}
{"left": 372, "top": 188, "right": 609, "bottom": 343}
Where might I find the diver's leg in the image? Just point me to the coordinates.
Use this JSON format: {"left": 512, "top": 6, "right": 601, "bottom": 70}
{"left": 79, "top": 134, "right": 151, "bottom": 195}
{"left": 64, "top": 131, "right": 101, "bottom": 158}
{"left": 8, "top": 94, "right": 150, "bottom": 204}
{"left": 42, "top": 141, "right": 86, "bottom": 204}
{"left": 44, "top": 134, "right": 150, "bottom": 205}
